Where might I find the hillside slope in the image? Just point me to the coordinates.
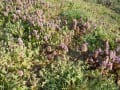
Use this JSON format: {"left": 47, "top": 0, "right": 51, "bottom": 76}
{"left": 0, "top": 0, "right": 120, "bottom": 90}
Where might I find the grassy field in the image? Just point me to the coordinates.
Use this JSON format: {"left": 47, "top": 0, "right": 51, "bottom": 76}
{"left": 0, "top": 0, "right": 120, "bottom": 90}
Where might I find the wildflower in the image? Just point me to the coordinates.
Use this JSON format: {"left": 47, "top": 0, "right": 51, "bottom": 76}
{"left": 18, "top": 38, "right": 24, "bottom": 46}
{"left": 83, "top": 22, "right": 90, "bottom": 29}
{"left": 107, "top": 62, "right": 113, "bottom": 70}
{"left": 38, "top": 22, "right": 43, "bottom": 27}
{"left": 36, "top": 9, "right": 43, "bottom": 16}
{"left": 101, "top": 61, "right": 107, "bottom": 69}
{"left": 109, "top": 50, "right": 116, "bottom": 60}
{"left": 98, "top": 48, "right": 102, "bottom": 53}
{"left": 81, "top": 43, "right": 88, "bottom": 52}
{"left": 87, "top": 57, "right": 94, "bottom": 64}
{"left": 94, "top": 49, "right": 99, "bottom": 58}
{"left": 59, "top": 43, "right": 68, "bottom": 52}
{"left": 64, "top": 45, "right": 69, "bottom": 52}
{"left": 115, "top": 56, "right": 120, "bottom": 63}
{"left": 18, "top": 70, "right": 23, "bottom": 76}
{"left": 47, "top": 54, "right": 53, "bottom": 60}
{"left": 73, "top": 19, "right": 78, "bottom": 30}
{"left": 104, "top": 56, "right": 109, "bottom": 64}
{"left": 32, "top": 29, "right": 39, "bottom": 40}
{"left": 46, "top": 46, "right": 52, "bottom": 52}
{"left": 104, "top": 49, "right": 109, "bottom": 55}
{"left": 43, "top": 35, "right": 49, "bottom": 42}
{"left": 116, "top": 46, "right": 120, "bottom": 52}
{"left": 33, "top": 30, "right": 38, "bottom": 36}
{"left": 53, "top": 50, "right": 58, "bottom": 56}
{"left": 22, "top": 15, "right": 26, "bottom": 21}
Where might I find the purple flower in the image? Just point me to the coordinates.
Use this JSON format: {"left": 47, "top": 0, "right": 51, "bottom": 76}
{"left": 64, "top": 45, "right": 68, "bottom": 52}
{"left": 47, "top": 54, "right": 53, "bottom": 60}
{"left": 46, "top": 46, "right": 52, "bottom": 52}
{"left": 115, "top": 56, "right": 120, "bottom": 63}
{"left": 101, "top": 61, "right": 107, "bottom": 69}
{"left": 44, "top": 35, "right": 49, "bottom": 41}
{"left": 107, "top": 62, "right": 113, "bottom": 70}
{"left": 18, "top": 38, "right": 23, "bottom": 46}
{"left": 104, "top": 49, "right": 109, "bottom": 55}
{"left": 22, "top": 15, "right": 26, "bottom": 21}
{"left": 59, "top": 43, "right": 68, "bottom": 52}
{"left": 88, "top": 57, "right": 94, "bottom": 63}
{"left": 109, "top": 50, "right": 116, "bottom": 60}
{"left": 116, "top": 47, "right": 120, "bottom": 52}
{"left": 33, "top": 30, "right": 38, "bottom": 36}
{"left": 81, "top": 43, "right": 88, "bottom": 52}
{"left": 104, "top": 56, "right": 109, "bottom": 64}
{"left": 98, "top": 48, "right": 102, "bottom": 53}
{"left": 33, "top": 30, "right": 39, "bottom": 40}
{"left": 84, "top": 22, "right": 90, "bottom": 29}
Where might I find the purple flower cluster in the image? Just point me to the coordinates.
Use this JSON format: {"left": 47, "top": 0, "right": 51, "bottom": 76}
{"left": 72, "top": 18, "right": 97, "bottom": 35}
{"left": 85, "top": 40, "right": 120, "bottom": 73}
{"left": 101, "top": 56, "right": 113, "bottom": 70}
{"left": 33, "top": 30, "right": 39, "bottom": 40}
{"left": 59, "top": 43, "right": 68, "bottom": 52}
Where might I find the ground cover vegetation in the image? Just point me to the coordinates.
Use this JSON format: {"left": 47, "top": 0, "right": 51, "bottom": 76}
{"left": 0, "top": 0, "right": 120, "bottom": 90}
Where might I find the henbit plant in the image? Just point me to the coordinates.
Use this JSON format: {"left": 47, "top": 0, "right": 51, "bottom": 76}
{"left": 0, "top": 0, "right": 120, "bottom": 90}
